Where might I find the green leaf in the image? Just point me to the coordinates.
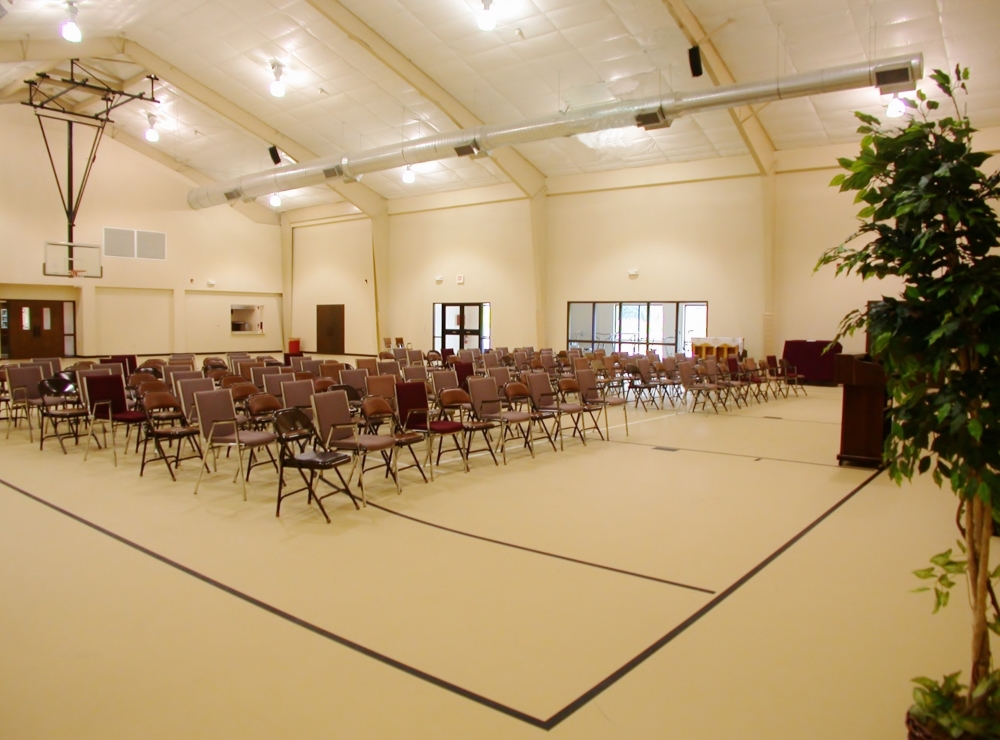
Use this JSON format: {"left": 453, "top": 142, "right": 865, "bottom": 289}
{"left": 968, "top": 418, "right": 983, "bottom": 442}
{"left": 914, "top": 567, "right": 937, "bottom": 579}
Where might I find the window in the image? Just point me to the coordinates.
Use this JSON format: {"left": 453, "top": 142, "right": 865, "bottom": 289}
{"left": 432, "top": 303, "right": 491, "bottom": 352}
{"left": 566, "top": 301, "right": 708, "bottom": 356}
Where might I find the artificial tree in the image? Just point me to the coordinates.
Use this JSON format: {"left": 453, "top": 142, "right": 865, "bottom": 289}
{"left": 818, "top": 66, "right": 1000, "bottom": 736}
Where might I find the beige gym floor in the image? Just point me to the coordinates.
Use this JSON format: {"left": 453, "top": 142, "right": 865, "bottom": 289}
{"left": 0, "top": 387, "right": 978, "bottom": 738}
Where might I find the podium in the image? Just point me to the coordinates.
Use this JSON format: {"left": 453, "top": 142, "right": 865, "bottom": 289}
{"left": 835, "top": 354, "right": 887, "bottom": 468}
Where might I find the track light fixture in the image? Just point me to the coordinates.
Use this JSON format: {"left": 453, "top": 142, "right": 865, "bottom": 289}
{"left": 269, "top": 61, "right": 285, "bottom": 98}
{"left": 61, "top": 1, "right": 82, "bottom": 43}
{"left": 401, "top": 166, "right": 416, "bottom": 184}
{"left": 144, "top": 112, "right": 159, "bottom": 142}
{"left": 477, "top": 0, "right": 496, "bottom": 31}
{"left": 886, "top": 94, "right": 906, "bottom": 118}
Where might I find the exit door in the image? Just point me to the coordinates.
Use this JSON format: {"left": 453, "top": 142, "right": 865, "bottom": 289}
{"left": 433, "top": 303, "right": 491, "bottom": 352}
{"left": 4, "top": 300, "right": 74, "bottom": 360}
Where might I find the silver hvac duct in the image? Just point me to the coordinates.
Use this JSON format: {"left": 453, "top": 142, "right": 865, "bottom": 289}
{"left": 187, "top": 53, "right": 923, "bottom": 210}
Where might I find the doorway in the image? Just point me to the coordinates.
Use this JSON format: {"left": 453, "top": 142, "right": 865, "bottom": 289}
{"left": 1, "top": 299, "right": 76, "bottom": 360}
{"left": 433, "top": 303, "right": 491, "bottom": 352}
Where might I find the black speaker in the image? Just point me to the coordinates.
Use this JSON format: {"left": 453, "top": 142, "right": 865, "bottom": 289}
{"left": 268, "top": 145, "right": 281, "bottom": 165}
{"left": 688, "top": 46, "right": 703, "bottom": 77}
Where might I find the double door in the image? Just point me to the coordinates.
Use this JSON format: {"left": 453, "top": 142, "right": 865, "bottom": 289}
{"left": 1, "top": 299, "right": 74, "bottom": 360}
{"left": 436, "top": 303, "right": 485, "bottom": 352}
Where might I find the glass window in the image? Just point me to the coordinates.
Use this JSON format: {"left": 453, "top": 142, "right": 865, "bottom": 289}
{"left": 21, "top": 307, "right": 30, "bottom": 331}
{"left": 568, "top": 303, "right": 593, "bottom": 342}
{"left": 42, "top": 307, "right": 52, "bottom": 331}
{"left": 566, "top": 301, "right": 706, "bottom": 356}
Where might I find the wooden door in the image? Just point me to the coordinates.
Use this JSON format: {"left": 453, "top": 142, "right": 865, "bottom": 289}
{"left": 316, "top": 304, "right": 345, "bottom": 355}
{"left": 7, "top": 300, "right": 66, "bottom": 359}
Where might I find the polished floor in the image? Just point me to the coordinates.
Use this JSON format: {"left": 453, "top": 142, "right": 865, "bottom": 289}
{"left": 0, "top": 386, "right": 977, "bottom": 739}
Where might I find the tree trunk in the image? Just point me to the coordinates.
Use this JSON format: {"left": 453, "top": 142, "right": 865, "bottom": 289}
{"left": 968, "top": 496, "right": 993, "bottom": 697}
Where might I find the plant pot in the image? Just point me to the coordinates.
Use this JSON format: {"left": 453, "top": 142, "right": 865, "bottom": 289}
{"left": 906, "top": 712, "right": 952, "bottom": 740}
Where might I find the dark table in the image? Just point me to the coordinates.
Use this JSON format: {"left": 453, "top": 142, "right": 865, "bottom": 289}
{"left": 782, "top": 340, "right": 842, "bottom": 383}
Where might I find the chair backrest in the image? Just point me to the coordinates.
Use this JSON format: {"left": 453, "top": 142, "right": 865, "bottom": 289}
{"left": 678, "top": 361, "right": 697, "bottom": 388}
{"left": 313, "top": 378, "right": 337, "bottom": 393}
{"left": 339, "top": 368, "right": 368, "bottom": 394}
{"left": 360, "top": 395, "right": 394, "bottom": 424}
{"left": 356, "top": 358, "right": 378, "bottom": 375}
{"left": 526, "top": 371, "right": 557, "bottom": 410}
{"left": 494, "top": 347, "right": 508, "bottom": 357}
{"left": 376, "top": 360, "right": 401, "bottom": 379}
{"left": 636, "top": 357, "right": 654, "bottom": 382}
{"left": 513, "top": 351, "right": 528, "bottom": 368}
{"left": 235, "top": 360, "right": 263, "bottom": 379}
{"left": 395, "top": 381, "right": 429, "bottom": 430}
{"left": 482, "top": 352, "right": 498, "bottom": 369}
{"left": 251, "top": 364, "right": 282, "bottom": 388}
{"left": 7, "top": 366, "right": 45, "bottom": 401}
{"left": 504, "top": 381, "right": 531, "bottom": 405}
{"left": 406, "top": 349, "right": 423, "bottom": 365}
{"left": 319, "top": 362, "right": 344, "bottom": 380}
{"left": 263, "top": 372, "right": 296, "bottom": 397}
{"left": 300, "top": 359, "right": 323, "bottom": 376}
{"left": 467, "top": 376, "right": 501, "bottom": 419}
{"left": 403, "top": 365, "right": 428, "bottom": 383}
{"left": 431, "top": 370, "right": 459, "bottom": 397}
{"left": 487, "top": 367, "right": 511, "bottom": 387}
{"left": 39, "top": 376, "right": 76, "bottom": 403}
{"left": 272, "top": 407, "right": 316, "bottom": 445}
{"left": 94, "top": 362, "right": 125, "bottom": 377}
{"left": 194, "top": 389, "right": 238, "bottom": 441}
{"left": 312, "top": 390, "right": 355, "bottom": 444}
{"left": 230, "top": 382, "right": 258, "bottom": 405}
{"left": 32, "top": 357, "right": 62, "bottom": 374}
{"left": 143, "top": 391, "right": 183, "bottom": 419}
{"left": 248, "top": 392, "right": 282, "bottom": 417}
{"left": 365, "top": 374, "right": 396, "bottom": 402}
{"left": 454, "top": 362, "right": 475, "bottom": 390}
{"left": 171, "top": 370, "right": 202, "bottom": 395}
{"left": 160, "top": 365, "right": 189, "bottom": 390}
{"left": 576, "top": 369, "right": 601, "bottom": 402}
{"left": 572, "top": 357, "right": 589, "bottom": 374}
{"left": 290, "top": 355, "right": 310, "bottom": 371}
{"left": 137, "top": 379, "right": 170, "bottom": 399}
{"left": 727, "top": 356, "right": 742, "bottom": 374}
{"left": 220, "top": 374, "right": 247, "bottom": 388}
{"left": 439, "top": 387, "right": 471, "bottom": 409}
{"left": 282, "top": 379, "right": 315, "bottom": 409}
{"left": 177, "top": 377, "right": 214, "bottom": 422}
{"left": 84, "top": 373, "right": 128, "bottom": 418}
{"left": 328, "top": 383, "right": 362, "bottom": 404}
{"left": 394, "top": 337, "right": 404, "bottom": 348}
{"left": 392, "top": 347, "right": 408, "bottom": 362}
{"left": 458, "top": 349, "right": 474, "bottom": 364}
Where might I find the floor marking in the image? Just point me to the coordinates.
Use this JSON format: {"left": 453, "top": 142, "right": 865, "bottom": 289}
{"left": 605, "top": 438, "right": 844, "bottom": 469}
{"left": 366, "top": 501, "right": 714, "bottom": 594}
{"left": 652, "top": 446, "right": 679, "bottom": 452}
{"left": 0, "top": 467, "right": 884, "bottom": 731}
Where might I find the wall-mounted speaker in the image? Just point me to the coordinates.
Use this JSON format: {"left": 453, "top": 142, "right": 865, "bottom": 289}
{"left": 268, "top": 145, "right": 281, "bottom": 165}
{"left": 688, "top": 46, "right": 703, "bottom": 77}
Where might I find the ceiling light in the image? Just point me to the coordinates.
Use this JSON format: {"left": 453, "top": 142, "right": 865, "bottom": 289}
{"left": 269, "top": 194, "right": 282, "bottom": 207}
{"left": 60, "top": 1, "right": 82, "bottom": 43}
{"left": 886, "top": 94, "right": 906, "bottom": 118}
{"left": 144, "top": 112, "right": 159, "bottom": 143}
{"left": 269, "top": 61, "right": 285, "bottom": 98}
{"left": 477, "top": 0, "right": 496, "bottom": 31}
{"left": 401, "top": 166, "right": 416, "bottom": 184}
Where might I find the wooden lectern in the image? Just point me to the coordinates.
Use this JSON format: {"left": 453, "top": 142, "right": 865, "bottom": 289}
{"left": 834, "top": 354, "right": 887, "bottom": 468}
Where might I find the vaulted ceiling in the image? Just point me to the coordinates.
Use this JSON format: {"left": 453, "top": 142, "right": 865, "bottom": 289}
{"left": 1, "top": 0, "right": 998, "bottom": 216}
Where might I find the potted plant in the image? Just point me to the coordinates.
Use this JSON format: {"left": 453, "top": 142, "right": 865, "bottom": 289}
{"left": 817, "top": 66, "right": 1000, "bottom": 737}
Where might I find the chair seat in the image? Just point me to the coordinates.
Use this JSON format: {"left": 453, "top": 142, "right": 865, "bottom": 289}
{"left": 150, "top": 425, "right": 200, "bottom": 439}
{"left": 45, "top": 407, "right": 88, "bottom": 418}
{"left": 427, "top": 420, "right": 464, "bottom": 434}
{"left": 289, "top": 449, "right": 351, "bottom": 469}
{"left": 329, "top": 435, "right": 395, "bottom": 452}
{"left": 463, "top": 420, "right": 495, "bottom": 431}
{"left": 499, "top": 411, "right": 532, "bottom": 423}
{"left": 393, "top": 431, "right": 424, "bottom": 445}
{"left": 113, "top": 410, "right": 147, "bottom": 423}
{"left": 558, "top": 403, "right": 584, "bottom": 414}
{"left": 214, "top": 430, "right": 276, "bottom": 446}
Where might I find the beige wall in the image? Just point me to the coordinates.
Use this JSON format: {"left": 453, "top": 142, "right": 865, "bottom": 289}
{"left": 185, "top": 291, "right": 283, "bottom": 354}
{"left": 93, "top": 287, "right": 173, "bottom": 356}
{"left": 387, "top": 198, "right": 537, "bottom": 351}
{"left": 291, "top": 218, "right": 377, "bottom": 356}
{"left": 0, "top": 105, "right": 281, "bottom": 356}
{"left": 773, "top": 167, "right": 903, "bottom": 355}
{"left": 546, "top": 176, "right": 767, "bottom": 355}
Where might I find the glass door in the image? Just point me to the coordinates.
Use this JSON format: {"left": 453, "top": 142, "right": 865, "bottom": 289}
{"left": 434, "top": 303, "right": 491, "bottom": 352}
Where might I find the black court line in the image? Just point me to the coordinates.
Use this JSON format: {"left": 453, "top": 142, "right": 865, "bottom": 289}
{"left": 1, "top": 468, "right": 883, "bottom": 731}
{"left": 609, "top": 438, "right": 844, "bottom": 469}
{"left": 539, "top": 467, "right": 884, "bottom": 728}
{"left": 366, "top": 501, "right": 714, "bottom": 594}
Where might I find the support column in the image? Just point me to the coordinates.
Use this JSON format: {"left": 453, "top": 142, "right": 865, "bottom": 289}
{"left": 529, "top": 189, "right": 549, "bottom": 348}
{"left": 761, "top": 167, "right": 777, "bottom": 357}
{"left": 280, "top": 213, "right": 294, "bottom": 351}
{"left": 172, "top": 288, "right": 184, "bottom": 353}
{"left": 371, "top": 212, "right": 390, "bottom": 348}
{"left": 77, "top": 282, "right": 97, "bottom": 356}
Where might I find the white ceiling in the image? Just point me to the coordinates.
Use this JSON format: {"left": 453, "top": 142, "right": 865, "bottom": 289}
{"left": 1, "top": 0, "right": 998, "bottom": 213}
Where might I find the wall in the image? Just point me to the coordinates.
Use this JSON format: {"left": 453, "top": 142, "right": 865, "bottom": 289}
{"left": 546, "top": 176, "right": 768, "bottom": 355}
{"left": 0, "top": 105, "right": 281, "bottom": 356}
{"left": 773, "top": 157, "right": 904, "bottom": 355}
{"left": 291, "top": 217, "right": 377, "bottom": 356}
{"left": 387, "top": 198, "right": 537, "bottom": 351}
{"left": 185, "top": 291, "right": 283, "bottom": 354}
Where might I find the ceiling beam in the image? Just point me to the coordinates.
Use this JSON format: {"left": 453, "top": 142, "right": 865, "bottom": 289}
{"left": 0, "top": 37, "right": 125, "bottom": 63}
{"left": 106, "top": 127, "right": 279, "bottom": 225}
{"left": 0, "top": 61, "right": 61, "bottom": 102}
{"left": 659, "top": 0, "right": 775, "bottom": 175}
{"left": 304, "top": 0, "right": 547, "bottom": 198}
{"left": 121, "top": 40, "right": 387, "bottom": 217}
